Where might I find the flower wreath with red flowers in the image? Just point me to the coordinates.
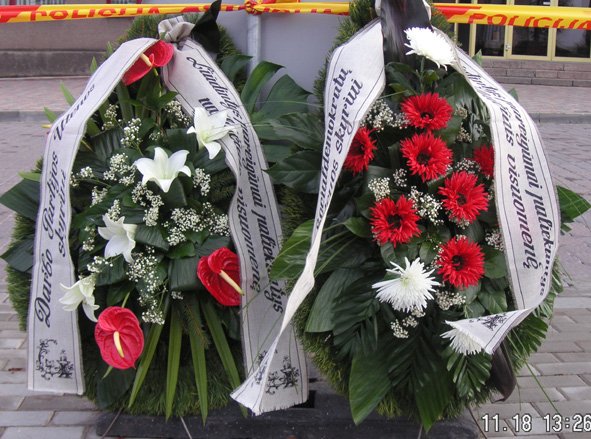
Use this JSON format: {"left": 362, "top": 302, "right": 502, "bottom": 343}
{"left": 1, "top": 8, "right": 311, "bottom": 419}
{"left": 267, "top": 0, "right": 590, "bottom": 430}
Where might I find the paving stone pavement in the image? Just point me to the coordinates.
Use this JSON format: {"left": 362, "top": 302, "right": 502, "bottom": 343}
{"left": 1, "top": 78, "right": 591, "bottom": 438}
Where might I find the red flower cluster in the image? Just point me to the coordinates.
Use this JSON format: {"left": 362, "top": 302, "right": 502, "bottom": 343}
{"left": 370, "top": 196, "right": 420, "bottom": 246}
{"left": 198, "top": 247, "right": 242, "bottom": 307}
{"left": 95, "top": 307, "right": 144, "bottom": 370}
{"left": 401, "top": 131, "right": 452, "bottom": 182}
{"left": 343, "top": 127, "right": 377, "bottom": 175}
{"left": 439, "top": 171, "right": 489, "bottom": 223}
{"left": 438, "top": 237, "right": 484, "bottom": 288}
{"left": 401, "top": 93, "right": 453, "bottom": 131}
{"left": 473, "top": 145, "right": 495, "bottom": 178}
{"left": 123, "top": 40, "right": 174, "bottom": 86}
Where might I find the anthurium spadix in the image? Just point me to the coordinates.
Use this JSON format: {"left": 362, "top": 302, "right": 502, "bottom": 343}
{"left": 134, "top": 147, "right": 191, "bottom": 193}
{"left": 98, "top": 215, "right": 137, "bottom": 263}
{"left": 187, "top": 107, "right": 236, "bottom": 159}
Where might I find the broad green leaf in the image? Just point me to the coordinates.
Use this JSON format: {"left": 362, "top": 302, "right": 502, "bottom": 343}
{"left": 135, "top": 225, "right": 169, "bottom": 251}
{"left": 419, "top": 241, "right": 437, "bottom": 265}
{"left": 255, "top": 113, "right": 324, "bottom": 151}
{"left": 484, "top": 247, "right": 507, "bottom": 279}
{"left": 463, "top": 220, "right": 484, "bottom": 243}
{"left": 44, "top": 107, "right": 58, "bottom": 123}
{"left": 435, "top": 115, "right": 462, "bottom": 144}
{"left": 464, "top": 299, "right": 485, "bottom": 318}
{"left": 343, "top": 217, "right": 371, "bottom": 238}
{"left": 557, "top": 185, "right": 591, "bottom": 222}
{"left": 166, "top": 128, "right": 198, "bottom": 156}
{"left": 60, "top": 83, "right": 75, "bottom": 106}
{"left": 195, "top": 235, "right": 231, "bottom": 257}
{"left": 91, "top": 127, "right": 124, "bottom": 161}
{"left": 168, "top": 256, "right": 200, "bottom": 291}
{"left": 0, "top": 179, "right": 40, "bottom": 220}
{"left": 414, "top": 359, "right": 453, "bottom": 431}
{"left": 261, "top": 143, "right": 294, "bottom": 163}
{"left": 168, "top": 241, "right": 196, "bottom": 259}
{"left": 186, "top": 298, "right": 208, "bottom": 424}
{"left": 128, "top": 301, "right": 168, "bottom": 408}
{"left": 107, "top": 282, "right": 134, "bottom": 306}
{"left": 349, "top": 349, "right": 390, "bottom": 425}
{"left": 202, "top": 300, "right": 247, "bottom": 417}
{"left": 219, "top": 54, "right": 251, "bottom": 83}
{"left": 96, "top": 256, "right": 126, "bottom": 287}
{"left": 306, "top": 269, "right": 364, "bottom": 332}
{"left": 116, "top": 83, "right": 133, "bottom": 122}
{"left": 460, "top": 282, "right": 481, "bottom": 304}
{"left": 252, "top": 75, "right": 310, "bottom": 122}
{"left": 96, "top": 367, "right": 135, "bottom": 409}
{"left": 160, "top": 178, "right": 187, "bottom": 209}
{"left": 479, "top": 286, "right": 507, "bottom": 314}
{"left": 240, "top": 61, "right": 282, "bottom": 114}
{"left": 18, "top": 171, "right": 41, "bottom": 182}
{"left": 266, "top": 150, "right": 321, "bottom": 193}
{"left": 165, "top": 307, "right": 183, "bottom": 419}
{"left": 1, "top": 238, "right": 34, "bottom": 272}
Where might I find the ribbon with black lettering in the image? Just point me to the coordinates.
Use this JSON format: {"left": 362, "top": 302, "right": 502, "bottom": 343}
{"left": 158, "top": 17, "right": 308, "bottom": 413}
{"left": 440, "top": 31, "right": 560, "bottom": 353}
{"left": 28, "top": 38, "right": 157, "bottom": 394}
{"left": 231, "top": 19, "right": 385, "bottom": 414}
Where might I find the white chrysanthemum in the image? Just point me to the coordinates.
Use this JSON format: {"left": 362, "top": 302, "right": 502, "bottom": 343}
{"left": 373, "top": 257, "right": 439, "bottom": 312}
{"left": 442, "top": 327, "right": 484, "bottom": 356}
{"left": 404, "top": 27, "right": 454, "bottom": 69}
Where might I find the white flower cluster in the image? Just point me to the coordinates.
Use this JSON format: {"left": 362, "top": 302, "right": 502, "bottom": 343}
{"left": 127, "top": 249, "right": 159, "bottom": 286}
{"left": 91, "top": 187, "right": 108, "bottom": 206}
{"left": 363, "top": 99, "right": 394, "bottom": 132}
{"left": 82, "top": 225, "right": 96, "bottom": 252}
{"left": 103, "top": 153, "right": 136, "bottom": 186}
{"left": 148, "top": 130, "right": 163, "bottom": 144}
{"left": 392, "top": 169, "right": 408, "bottom": 188}
{"left": 141, "top": 307, "right": 165, "bottom": 325}
{"left": 435, "top": 290, "right": 466, "bottom": 311}
{"left": 70, "top": 166, "right": 94, "bottom": 188}
{"left": 390, "top": 320, "right": 409, "bottom": 339}
{"left": 408, "top": 187, "right": 443, "bottom": 225}
{"left": 87, "top": 256, "right": 113, "bottom": 274}
{"left": 171, "top": 290, "right": 184, "bottom": 300}
{"left": 165, "top": 101, "right": 191, "bottom": 128}
{"left": 102, "top": 104, "right": 119, "bottom": 130}
{"left": 456, "top": 126, "right": 473, "bottom": 143}
{"left": 392, "top": 112, "right": 410, "bottom": 129}
{"left": 131, "top": 183, "right": 164, "bottom": 227}
{"left": 485, "top": 229, "right": 504, "bottom": 251}
{"left": 106, "top": 199, "right": 121, "bottom": 222}
{"left": 368, "top": 177, "right": 391, "bottom": 201}
{"left": 455, "top": 107, "right": 468, "bottom": 119}
{"left": 121, "top": 118, "right": 142, "bottom": 149}
{"left": 166, "top": 204, "right": 229, "bottom": 246}
{"left": 193, "top": 168, "right": 211, "bottom": 196}
{"left": 454, "top": 158, "right": 479, "bottom": 174}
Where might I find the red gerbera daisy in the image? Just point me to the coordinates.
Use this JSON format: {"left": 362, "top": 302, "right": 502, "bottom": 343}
{"left": 473, "top": 145, "right": 495, "bottom": 178}
{"left": 439, "top": 171, "right": 489, "bottom": 223}
{"left": 123, "top": 40, "right": 174, "bottom": 86}
{"left": 343, "top": 127, "right": 377, "bottom": 175}
{"left": 438, "top": 236, "right": 485, "bottom": 288}
{"left": 370, "top": 196, "right": 421, "bottom": 246}
{"left": 401, "top": 131, "right": 452, "bottom": 182}
{"left": 401, "top": 92, "right": 453, "bottom": 131}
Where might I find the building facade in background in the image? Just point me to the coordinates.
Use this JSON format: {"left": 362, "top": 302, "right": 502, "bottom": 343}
{"left": 455, "top": 0, "right": 591, "bottom": 62}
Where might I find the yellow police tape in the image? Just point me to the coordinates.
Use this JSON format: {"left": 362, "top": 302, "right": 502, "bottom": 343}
{"left": 0, "top": 2, "right": 590, "bottom": 29}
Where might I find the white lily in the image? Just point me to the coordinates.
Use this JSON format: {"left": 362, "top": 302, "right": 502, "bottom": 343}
{"left": 187, "top": 107, "right": 236, "bottom": 159}
{"left": 59, "top": 275, "right": 99, "bottom": 322}
{"left": 373, "top": 257, "right": 439, "bottom": 312}
{"left": 134, "top": 147, "right": 191, "bottom": 193}
{"left": 98, "top": 214, "right": 137, "bottom": 263}
{"left": 404, "top": 27, "right": 454, "bottom": 69}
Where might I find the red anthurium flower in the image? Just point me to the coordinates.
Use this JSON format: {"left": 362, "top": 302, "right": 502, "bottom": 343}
{"left": 438, "top": 236, "right": 484, "bottom": 288}
{"left": 122, "top": 40, "right": 174, "bottom": 86}
{"left": 473, "top": 145, "right": 495, "bottom": 178}
{"left": 401, "top": 92, "right": 453, "bottom": 131}
{"left": 197, "top": 247, "right": 242, "bottom": 306}
{"left": 95, "top": 307, "right": 144, "bottom": 370}
{"left": 439, "top": 171, "right": 489, "bottom": 223}
{"left": 343, "top": 127, "right": 377, "bottom": 175}
{"left": 401, "top": 131, "right": 452, "bottom": 182}
{"left": 370, "top": 196, "right": 421, "bottom": 247}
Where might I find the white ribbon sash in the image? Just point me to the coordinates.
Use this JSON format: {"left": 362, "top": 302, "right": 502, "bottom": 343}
{"left": 443, "top": 42, "right": 560, "bottom": 353}
{"left": 28, "top": 38, "right": 157, "bottom": 393}
{"left": 231, "top": 20, "right": 386, "bottom": 414}
{"left": 159, "top": 17, "right": 308, "bottom": 412}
